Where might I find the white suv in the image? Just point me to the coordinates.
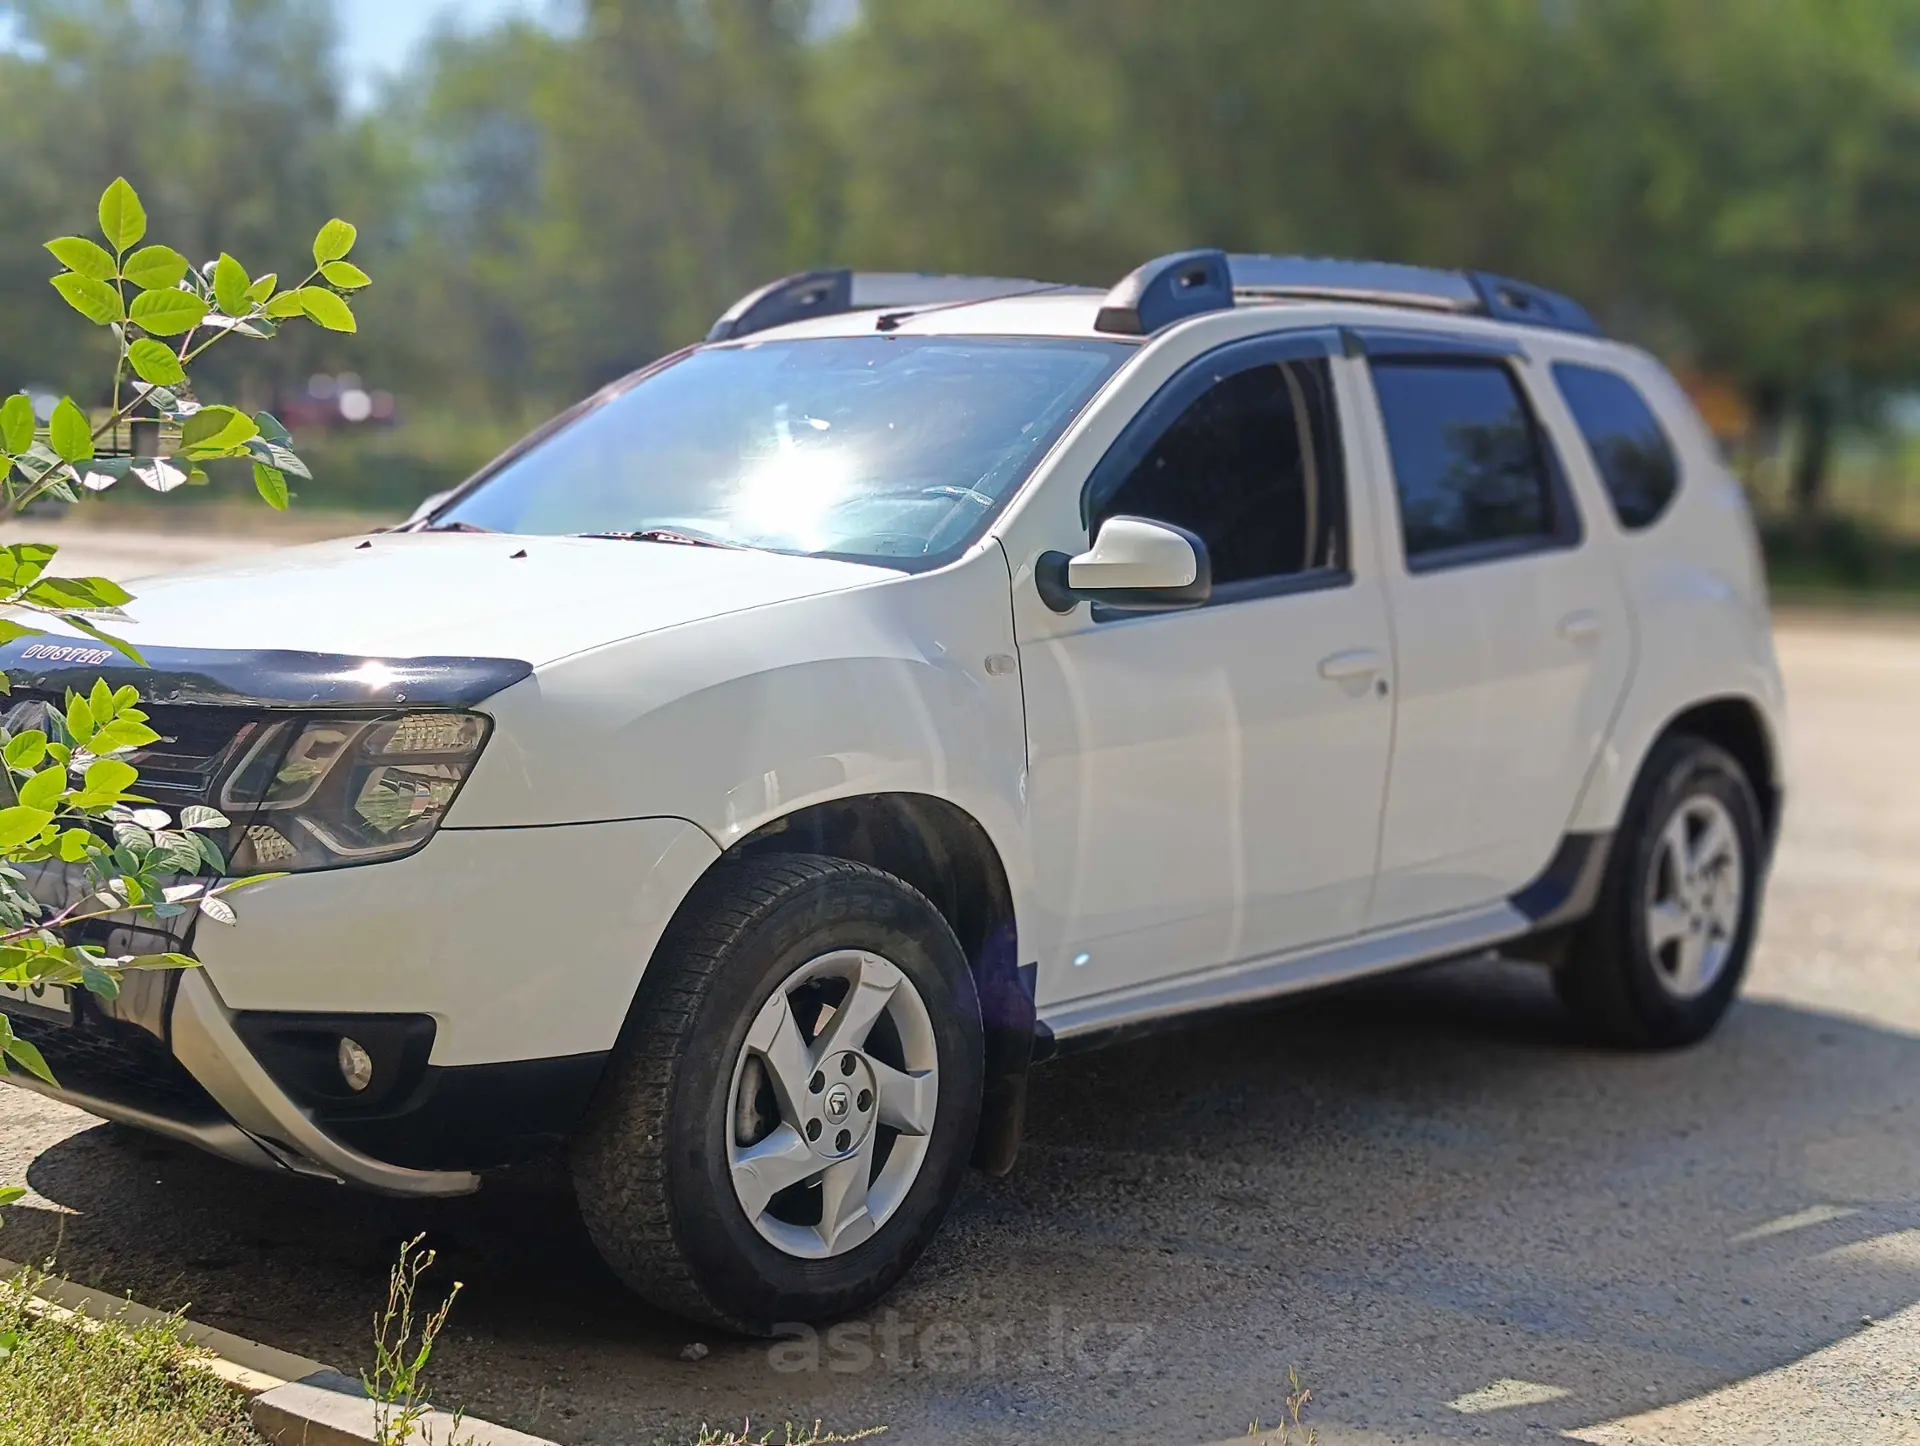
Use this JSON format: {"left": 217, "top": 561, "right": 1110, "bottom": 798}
{"left": 0, "top": 252, "right": 1784, "bottom": 1333}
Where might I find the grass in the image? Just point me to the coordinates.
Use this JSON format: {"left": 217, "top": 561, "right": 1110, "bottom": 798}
{"left": 0, "top": 1267, "right": 264, "bottom": 1446}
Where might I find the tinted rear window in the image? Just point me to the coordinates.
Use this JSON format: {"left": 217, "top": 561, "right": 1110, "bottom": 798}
{"left": 1552, "top": 363, "right": 1680, "bottom": 529}
{"left": 1371, "top": 359, "right": 1557, "bottom": 563}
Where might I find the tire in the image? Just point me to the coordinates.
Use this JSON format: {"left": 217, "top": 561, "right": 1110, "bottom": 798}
{"left": 571, "top": 853, "right": 983, "bottom": 1334}
{"left": 1554, "top": 734, "right": 1765, "bottom": 1049}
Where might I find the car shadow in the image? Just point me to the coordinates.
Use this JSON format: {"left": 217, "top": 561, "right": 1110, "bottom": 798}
{"left": 10, "top": 954, "right": 1920, "bottom": 1444}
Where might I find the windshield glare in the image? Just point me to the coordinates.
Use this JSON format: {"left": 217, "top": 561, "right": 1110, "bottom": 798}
{"left": 433, "top": 335, "right": 1130, "bottom": 565}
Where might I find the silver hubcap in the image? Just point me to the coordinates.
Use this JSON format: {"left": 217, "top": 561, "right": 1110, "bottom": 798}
{"left": 726, "top": 950, "right": 939, "bottom": 1259}
{"left": 1645, "top": 793, "right": 1744, "bottom": 1000}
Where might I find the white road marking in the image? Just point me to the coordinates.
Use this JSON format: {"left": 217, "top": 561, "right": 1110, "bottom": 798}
{"left": 1730, "top": 1204, "right": 1860, "bottom": 1244}
{"left": 1447, "top": 1379, "right": 1570, "bottom": 1414}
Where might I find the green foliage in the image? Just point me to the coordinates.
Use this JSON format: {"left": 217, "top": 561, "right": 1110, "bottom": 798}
{"left": 0, "top": 170, "right": 371, "bottom": 1122}
{"left": 9, "top": 176, "right": 374, "bottom": 522}
{"left": 0, "top": 1269, "right": 262, "bottom": 1446}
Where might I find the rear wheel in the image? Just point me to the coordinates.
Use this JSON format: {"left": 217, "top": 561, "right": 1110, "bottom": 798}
{"left": 571, "top": 854, "right": 982, "bottom": 1333}
{"left": 1554, "top": 735, "right": 1765, "bottom": 1048}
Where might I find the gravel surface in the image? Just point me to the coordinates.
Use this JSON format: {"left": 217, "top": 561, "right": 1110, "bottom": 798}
{"left": 1, "top": 584, "right": 1917, "bottom": 1445}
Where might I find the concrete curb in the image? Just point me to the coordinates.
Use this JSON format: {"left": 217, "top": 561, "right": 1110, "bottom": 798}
{"left": 0, "top": 1256, "right": 560, "bottom": 1445}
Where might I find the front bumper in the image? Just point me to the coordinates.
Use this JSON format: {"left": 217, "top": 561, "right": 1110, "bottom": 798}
{"left": 4, "top": 969, "right": 480, "bottom": 1195}
{"left": 0, "top": 816, "right": 721, "bottom": 1194}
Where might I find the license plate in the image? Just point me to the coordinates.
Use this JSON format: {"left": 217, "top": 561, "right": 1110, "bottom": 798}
{"left": 0, "top": 979, "right": 71, "bottom": 1023}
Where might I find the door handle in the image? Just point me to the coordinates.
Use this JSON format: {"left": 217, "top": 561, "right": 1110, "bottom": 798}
{"left": 1318, "top": 648, "right": 1385, "bottom": 681}
{"left": 1557, "top": 610, "right": 1602, "bottom": 644}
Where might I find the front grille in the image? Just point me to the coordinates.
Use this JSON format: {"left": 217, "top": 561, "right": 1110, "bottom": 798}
{"left": 1, "top": 693, "right": 265, "bottom": 806}
{"left": 6, "top": 1012, "right": 221, "bottom": 1118}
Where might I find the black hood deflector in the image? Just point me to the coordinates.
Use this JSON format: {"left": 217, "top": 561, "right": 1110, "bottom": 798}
{"left": 0, "top": 640, "right": 532, "bottom": 711}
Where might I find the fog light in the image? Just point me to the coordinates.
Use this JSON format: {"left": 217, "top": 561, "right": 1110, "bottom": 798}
{"left": 337, "top": 1036, "right": 374, "bottom": 1093}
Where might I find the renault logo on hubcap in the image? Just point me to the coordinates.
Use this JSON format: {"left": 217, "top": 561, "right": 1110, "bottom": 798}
{"left": 824, "top": 1084, "right": 851, "bottom": 1121}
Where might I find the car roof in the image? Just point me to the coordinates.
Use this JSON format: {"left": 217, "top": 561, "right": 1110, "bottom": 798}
{"left": 716, "top": 288, "right": 1640, "bottom": 367}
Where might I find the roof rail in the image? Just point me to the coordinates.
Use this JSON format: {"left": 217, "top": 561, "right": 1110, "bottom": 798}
{"left": 1093, "top": 250, "right": 1601, "bottom": 338}
{"left": 706, "top": 269, "right": 1072, "bottom": 341}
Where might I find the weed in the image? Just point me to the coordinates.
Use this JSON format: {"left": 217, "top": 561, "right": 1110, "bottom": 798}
{"left": 1247, "top": 1366, "right": 1317, "bottom": 1445}
{"left": 364, "top": 1234, "right": 466, "bottom": 1446}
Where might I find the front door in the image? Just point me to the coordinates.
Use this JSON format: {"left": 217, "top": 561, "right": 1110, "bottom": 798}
{"left": 1014, "top": 334, "right": 1397, "bottom": 1003}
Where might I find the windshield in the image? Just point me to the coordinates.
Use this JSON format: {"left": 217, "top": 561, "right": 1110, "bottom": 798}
{"left": 432, "top": 335, "right": 1131, "bottom": 565}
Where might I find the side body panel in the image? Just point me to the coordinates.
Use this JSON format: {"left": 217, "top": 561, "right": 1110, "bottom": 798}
{"left": 1518, "top": 338, "right": 1788, "bottom": 831}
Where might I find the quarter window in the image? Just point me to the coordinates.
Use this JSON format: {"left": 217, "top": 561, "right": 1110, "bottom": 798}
{"left": 1552, "top": 363, "right": 1680, "bottom": 529}
{"left": 1371, "top": 359, "right": 1561, "bottom": 565}
{"left": 1092, "top": 358, "right": 1345, "bottom": 591}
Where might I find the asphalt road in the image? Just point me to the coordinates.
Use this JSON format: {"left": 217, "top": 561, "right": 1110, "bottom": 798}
{"left": 0, "top": 526, "right": 1916, "bottom": 1444}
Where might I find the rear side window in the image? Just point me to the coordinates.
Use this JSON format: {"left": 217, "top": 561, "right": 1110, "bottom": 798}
{"left": 1552, "top": 363, "right": 1680, "bottom": 529}
{"left": 1370, "top": 359, "right": 1560, "bottom": 565}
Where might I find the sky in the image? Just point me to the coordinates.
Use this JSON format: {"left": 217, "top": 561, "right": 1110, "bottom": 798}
{"left": 336, "top": 0, "right": 559, "bottom": 108}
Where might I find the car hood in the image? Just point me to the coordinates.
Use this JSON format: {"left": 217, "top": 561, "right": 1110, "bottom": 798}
{"left": 51, "top": 532, "right": 901, "bottom": 668}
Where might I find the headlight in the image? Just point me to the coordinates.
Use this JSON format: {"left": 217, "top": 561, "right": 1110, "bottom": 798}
{"left": 221, "top": 711, "right": 489, "bottom": 872}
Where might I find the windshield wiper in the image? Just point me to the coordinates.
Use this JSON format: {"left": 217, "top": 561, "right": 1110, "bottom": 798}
{"left": 420, "top": 519, "right": 496, "bottom": 533}
{"left": 576, "top": 528, "right": 746, "bottom": 550}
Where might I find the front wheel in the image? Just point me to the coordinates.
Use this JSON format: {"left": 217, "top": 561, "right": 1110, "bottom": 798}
{"left": 1554, "top": 734, "right": 1766, "bottom": 1048}
{"left": 571, "top": 854, "right": 982, "bottom": 1333}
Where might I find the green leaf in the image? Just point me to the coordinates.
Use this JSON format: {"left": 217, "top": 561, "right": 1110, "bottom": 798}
{"left": 3, "top": 732, "right": 46, "bottom": 771}
{"left": 121, "top": 952, "right": 198, "bottom": 970}
{"left": 212, "top": 252, "right": 251, "bottom": 315}
{"left": 246, "top": 273, "right": 278, "bottom": 303}
{"left": 3, "top": 1034, "right": 55, "bottom": 1085}
{"left": 263, "top": 291, "right": 306, "bottom": 319}
{"left": 51, "top": 272, "right": 123, "bottom": 325}
{"left": 127, "top": 338, "right": 186, "bottom": 386}
{"left": 16, "top": 767, "right": 63, "bottom": 812}
{"left": 86, "top": 718, "right": 160, "bottom": 754}
{"left": 48, "top": 398, "right": 93, "bottom": 464}
{"left": 180, "top": 804, "right": 229, "bottom": 830}
{"left": 0, "top": 395, "right": 32, "bottom": 455}
{"left": 253, "top": 461, "right": 289, "bottom": 510}
{"left": 180, "top": 405, "right": 257, "bottom": 454}
{"left": 81, "top": 757, "right": 138, "bottom": 797}
{"left": 252, "top": 411, "right": 291, "bottom": 444}
{"left": 64, "top": 692, "right": 92, "bottom": 743}
{"left": 98, "top": 177, "right": 147, "bottom": 252}
{"left": 55, "top": 827, "right": 93, "bottom": 863}
{"left": 0, "top": 1186, "right": 24, "bottom": 1208}
{"left": 23, "top": 575, "right": 133, "bottom": 613}
{"left": 321, "top": 261, "right": 371, "bottom": 290}
{"left": 0, "top": 807, "right": 53, "bottom": 849}
{"left": 46, "top": 235, "right": 115, "bottom": 281}
{"left": 79, "top": 961, "right": 120, "bottom": 1000}
{"left": 0, "top": 621, "right": 45, "bottom": 651}
{"left": 313, "top": 218, "right": 357, "bottom": 265}
{"left": 0, "top": 543, "right": 58, "bottom": 590}
{"left": 295, "top": 287, "right": 355, "bottom": 333}
{"left": 121, "top": 244, "right": 189, "bottom": 292}
{"left": 127, "top": 288, "right": 209, "bottom": 337}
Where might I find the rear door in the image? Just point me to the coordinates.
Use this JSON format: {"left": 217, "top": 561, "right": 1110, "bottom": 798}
{"left": 1355, "top": 333, "right": 1632, "bottom": 926}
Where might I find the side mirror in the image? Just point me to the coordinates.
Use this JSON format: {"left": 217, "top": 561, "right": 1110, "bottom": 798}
{"left": 1035, "top": 516, "right": 1212, "bottom": 614}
